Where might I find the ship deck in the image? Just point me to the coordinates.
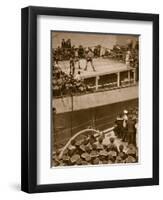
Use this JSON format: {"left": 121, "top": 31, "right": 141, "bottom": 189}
{"left": 58, "top": 58, "right": 131, "bottom": 78}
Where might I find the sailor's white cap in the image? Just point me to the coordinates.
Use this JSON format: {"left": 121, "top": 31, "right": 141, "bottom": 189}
{"left": 123, "top": 110, "right": 128, "bottom": 114}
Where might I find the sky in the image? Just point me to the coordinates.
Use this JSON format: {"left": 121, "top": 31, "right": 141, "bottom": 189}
{"left": 52, "top": 31, "right": 138, "bottom": 49}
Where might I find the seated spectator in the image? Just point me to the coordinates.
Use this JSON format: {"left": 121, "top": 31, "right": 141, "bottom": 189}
{"left": 75, "top": 71, "right": 82, "bottom": 81}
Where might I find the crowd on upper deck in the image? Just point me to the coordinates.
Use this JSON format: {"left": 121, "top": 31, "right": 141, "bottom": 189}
{"left": 52, "top": 38, "right": 138, "bottom": 63}
{"left": 52, "top": 67, "right": 88, "bottom": 97}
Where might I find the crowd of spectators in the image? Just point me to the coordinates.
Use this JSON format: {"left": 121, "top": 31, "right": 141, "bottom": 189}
{"left": 53, "top": 130, "right": 138, "bottom": 166}
{"left": 52, "top": 65, "right": 89, "bottom": 97}
{"left": 114, "top": 107, "right": 138, "bottom": 146}
{"left": 52, "top": 38, "right": 102, "bottom": 62}
{"left": 52, "top": 38, "right": 139, "bottom": 64}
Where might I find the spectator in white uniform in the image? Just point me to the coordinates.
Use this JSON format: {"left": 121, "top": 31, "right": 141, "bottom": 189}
{"left": 75, "top": 71, "right": 82, "bottom": 81}
{"left": 125, "top": 50, "right": 131, "bottom": 68}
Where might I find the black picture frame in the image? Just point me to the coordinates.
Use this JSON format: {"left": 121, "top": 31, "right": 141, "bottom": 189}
{"left": 21, "top": 6, "right": 159, "bottom": 193}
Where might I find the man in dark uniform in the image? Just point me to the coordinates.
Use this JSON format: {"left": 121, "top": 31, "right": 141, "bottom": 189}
{"left": 61, "top": 39, "right": 66, "bottom": 48}
{"left": 126, "top": 115, "right": 136, "bottom": 145}
{"left": 114, "top": 114, "right": 124, "bottom": 138}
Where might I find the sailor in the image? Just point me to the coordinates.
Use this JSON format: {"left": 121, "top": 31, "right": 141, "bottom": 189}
{"left": 122, "top": 109, "right": 128, "bottom": 141}
{"left": 75, "top": 71, "right": 82, "bottom": 81}
{"left": 84, "top": 48, "right": 96, "bottom": 71}
{"left": 123, "top": 110, "right": 128, "bottom": 126}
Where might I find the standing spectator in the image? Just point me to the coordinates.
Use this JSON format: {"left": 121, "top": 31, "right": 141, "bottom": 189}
{"left": 70, "top": 46, "right": 75, "bottom": 57}
{"left": 125, "top": 50, "right": 131, "bottom": 68}
{"left": 84, "top": 48, "right": 96, "bottom": 71}
{"left": 135, "top": 119, "right": 138, "bottom": 148}
{"left": 61, "top": 39, "right": 66, "bottom": 48}
{"left": 66, "top": 39, "right": 71, "bottom": 48}
{"left": 126, "top": 115, "right": 136, "bottom": 145}
{"left": 122, "top": 110, "right": 128, "bottom": 141}
{"left": 134, "top": 49, "right": 139, "bottom": 81}
{"left": 123, "top": 110, "right": 128, "bottom": 128}
{"left": 114, "top": 114, "right": 124, "bottom": 138}
{"left": 57, "top": 46, "right": 62, "bottom": 61}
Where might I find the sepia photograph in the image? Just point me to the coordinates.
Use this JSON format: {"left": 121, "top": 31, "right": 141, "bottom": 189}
{"left": 51, "top": 31, "right": 139, "bottom": 167}
{"left": 21, "top": 6, "right": 159, "bottom": 193}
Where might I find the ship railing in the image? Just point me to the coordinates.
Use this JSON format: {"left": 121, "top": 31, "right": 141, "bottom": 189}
{"left": 85, "top": 68, "right": 137, "bottom": 92}
{"left": 53, "top": 67, "right": 138, "bottom": 98}
{"left": 85, "top": 67, "right": 137, "bottom": 90}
